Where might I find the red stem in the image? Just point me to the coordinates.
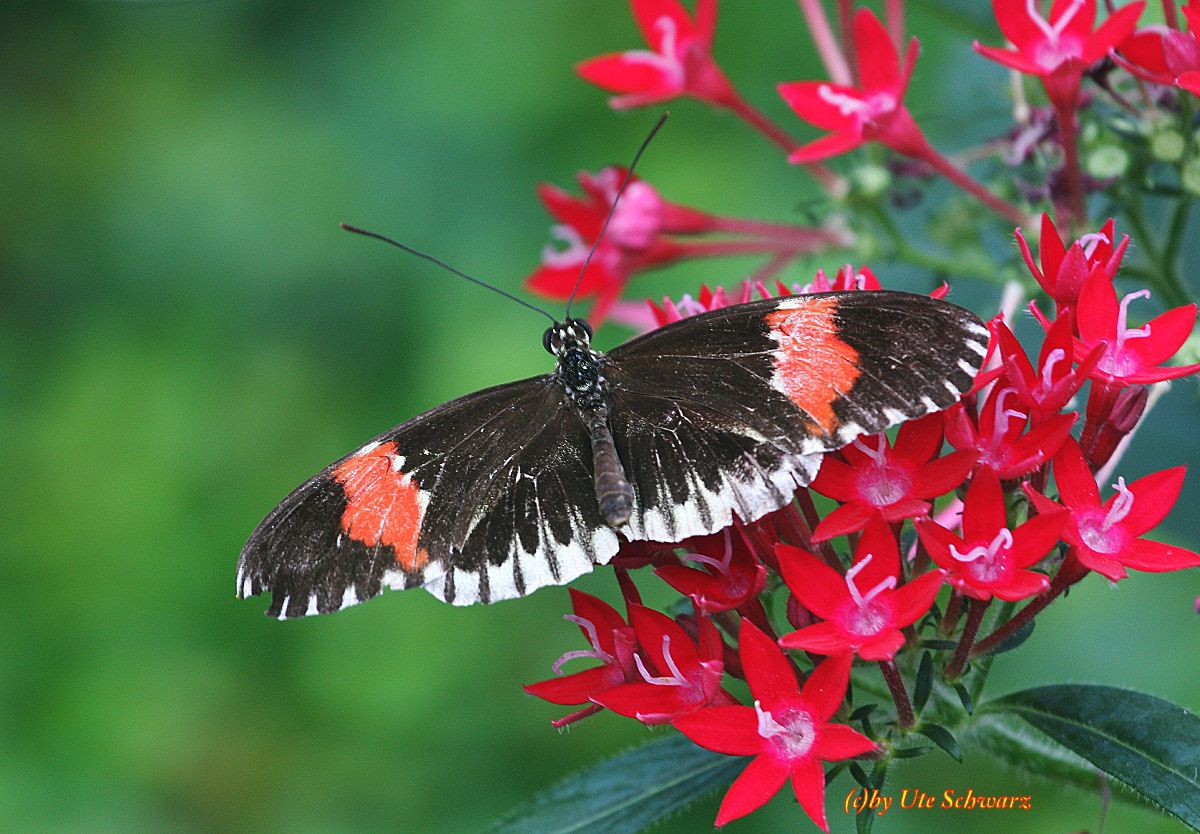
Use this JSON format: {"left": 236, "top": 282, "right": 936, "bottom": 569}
{"left": 940, "top": 591, "right": 963, "bottom": 636}
{"left": 972, "top": 561, "right": 1088, "bottom": 657}
{"left": 879, "top": 659, "right": 916, "bottom": 729}
{"left": 885, "top": 0, "right": 905, "bottom": 50}
{"left": 838, "top": 0, "right": 856, "bottom": 84}
{"left": 946, "top": 598, "right": 989, "bottom": 679}
{"left": 1053, "top": 104, "right": 1088, "bottom": 233}
{"left": 747, "top": 253, "right": 798, "bottom": 289}
{"left": 796, "top": 0, "right": 853, "bottom": 85}
{"left": 1164, "top": 0, "right": 1180, "bottom": 29}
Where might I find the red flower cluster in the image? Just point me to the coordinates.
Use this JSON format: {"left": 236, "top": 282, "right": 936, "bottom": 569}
{"left": 524, "top": 223, "right": 1198, "bottom": 825}
{"left": 520, "top": 1, "right": 1200, "bottom": 829}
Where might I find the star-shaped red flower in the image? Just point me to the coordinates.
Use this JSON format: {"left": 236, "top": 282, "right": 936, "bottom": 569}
{"left": 975, "top": 0, "right": 1145, "bottom": 109}
{"left": 673, "top": 624, "right": 874, "bottom": 829}
{"left": 992, "top": 314, "right": 1100, "bottom": 423}
{"left": 576, "top": 0, "right": 736, "bottom": 109}
{"left": 592, "top": 604, "right": 735, "bottom": 724}
{"left": 524, "top": 589, "right": 639, "bottom": 725}
{"left": 1025, "top": 438, "right": 1200, "bottom": 581}
{"left": 1072, "top": 270, "right": 1200, "bottom": 385}
{"left": 778, "top": 9, "right": 927, "bottom": 162}
{"left": 917, "top": 468, "right": 1067, "bottom": 601}
{"left": 944, "top": 383, "right": 1075, "bottom": 480}
{"left": 777, "top": 519, "right": 945, "bottom": 661}
{"left": 655, "top": 527, "right": 767, "bottom": 614}
{"left": 1117, "top": 5, "right": 1200, "bottom": 95}
{"left": 1015, "top": 214, "right": 1129, "bottom": 311}
{"left": 808, "top": 412, "right": 977, "bottom": 542}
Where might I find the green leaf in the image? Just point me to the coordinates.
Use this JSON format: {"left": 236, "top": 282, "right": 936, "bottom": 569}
{"left": 914, "top": 652, "right": 933, "bottom": 714}
{"left": 917, "top": 723, "right": 963, "bottom": 762}
{"left": 953, "top": 682, "right": 975, "bottom": 715}
{"left": 892, "top": 744, "right": 934, "bottom": 759}
{"left": 980, "top": 685, "right": 1200, "bottom": 829}
{"left": 490, "top": 734, "right": 743, "bottom": 834}
{"left": 978, "top": 618, "right": 1036, "bottom": 656}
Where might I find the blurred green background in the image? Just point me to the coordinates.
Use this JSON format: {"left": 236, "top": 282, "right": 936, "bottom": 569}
{"left": 2, "top": 1, "right": 1198, "bottom": 832}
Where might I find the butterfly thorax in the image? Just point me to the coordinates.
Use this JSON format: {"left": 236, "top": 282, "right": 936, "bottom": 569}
{"left": 544, "top": 319, "right": 633, "bottom": 528}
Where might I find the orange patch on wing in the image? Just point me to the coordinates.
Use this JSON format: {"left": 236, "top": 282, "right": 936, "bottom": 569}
{"left": 332, "top": 441, "right": 429, "bottom": 571}
{"left": 764, "top": 297, "right": 861, "bottom": 435}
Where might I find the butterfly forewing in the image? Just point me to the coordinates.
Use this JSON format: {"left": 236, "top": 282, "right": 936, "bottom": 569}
{"left": 239, "top": 290, "right": 987, "bottom": 618}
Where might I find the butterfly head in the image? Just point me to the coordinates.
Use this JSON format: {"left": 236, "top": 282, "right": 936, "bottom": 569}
{"left": 542, "top": 318, "right": 594, "bottom": 356}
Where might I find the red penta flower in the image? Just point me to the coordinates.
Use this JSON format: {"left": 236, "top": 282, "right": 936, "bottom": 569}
{"left": 1072, "top": 271, "right": 1200, "bottom": 385}
{"left": 793, "top": 264, "right": 883, "bottom": 294}
{"left": 1025, "top": 438, "right": 1200, "bottom": 581}
{"left": 992, "top": 314, "right": 1100, "bottom": 423}
{"left": 917, "top": 468, "right": 1067, "bottom": 601}
{"left": 1015, "top": 214, "right": 1129, "bottom": 311}
{"left": 526, "top": 167, "right": 682, "bottom": 322}
{"left": 673, "top": 624, "right": 874, "bottom": 829}
{"left": 576, "top": 0, "right": 737, "bottom": 110}
{"left": 944, "top": 383, "right": 1075, "bottom": 479}
{"left": 777, "top": 519, "right": 945, "bottom": 661}
{"left": 808, "top": 412, "right": 977, "bottom": 542}
{"left": 592, "top": 605, "right": 735, "bottom": 724}
{"left": 647, "top": 281, "right": 754, "bottom": 327}
{"left": 975, "top": 0, "right": 1145, "bottom": 110}
{"left": 524, "top": 589, "right": 639, "bottom": 725}
{"left": 778, "top": 9, "right": 927, "bottom": 162}
{"left": 655, "top": 526, "right": 767, "bottom": 614}
{"left": 1117, "top": 6, "right": 1200, "bottom": 95}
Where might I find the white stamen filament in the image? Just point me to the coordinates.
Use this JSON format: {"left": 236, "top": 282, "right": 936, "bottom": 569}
{"left": 1115, "top": 290, "right": 1153, "bottom": 352}
{"left": 1026, "top": 0, "right": 1085, "bottom": 43}
{"left": 1040, "top": 348, "right": 1068, "bottom": 389}
{"left": 755, "top": 700, "right": 788, "bottom": 738}
{"left": 1102, "top": 477, "right": 1134, "bottom": 530}
{"left": 844, "top": 553, "right": 897, "bottom": 608}
{"left": 817, "top": 83, "right": 870, "bottom": 118}
{"left": 852, "top": 434, "right": 889, "bottom": 467}
{"left": 541, "top": 225, "right": 588, "bottom": 268}
{"left": 682, "top": 529, "right": 734, "bottom": 578}
{"left": 620, "top": 17, "right": 684, "bottom": 85}
{"left": 1077, "top": 230, "right": 1110, "bottom": 258}
{"left": 552, "top": 614, "right": 614, "bottom": 674}
{"left": 992, "top": 388, "right": 1027, "bottom": 439}
{"left": 950, "top": 527, "right": 1014, "bottom": 564}
{"left": 635, "top": 635, "right": 688, "bottom": 687}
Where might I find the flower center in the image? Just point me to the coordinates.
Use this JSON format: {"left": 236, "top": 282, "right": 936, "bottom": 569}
{"left": 1097, "top": 290, "right": 1154, "bottom": 376}
{"left": 842, "top": 553, "right": 895, "bottom": 637}
{"left": 950, "top": 528, "right": 1013, "bottom": 584}
{"left": 541, "top": 225, "right": 589, "bottom": 268}
{"left": 1027, "top": 0, "right": 1087, "bottom": 69}
{"left": 755, "top": 701, "right": 815, "bottom": 761}
{"left": 1077, "top": 477, "right": 1135, "bottom": 553}
{"left": 621, "top": 16, "right": 685, "bottom": 86}
{"left": 852, "top": 436, "right": 912, "bottom": 507}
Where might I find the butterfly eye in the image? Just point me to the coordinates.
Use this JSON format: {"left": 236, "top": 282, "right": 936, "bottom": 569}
{"left": 575, "top": 319, "right": 593, "bottom": 339}
{"left": 542, "top": 328, "right": 556, "bottom": 354}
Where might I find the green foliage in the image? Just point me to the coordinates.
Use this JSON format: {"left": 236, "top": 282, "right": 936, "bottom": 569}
{"left": 980, "top": 685, "right": 1200, "bottom": 830}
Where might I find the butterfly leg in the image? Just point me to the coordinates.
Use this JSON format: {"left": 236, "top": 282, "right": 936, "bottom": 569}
{"left": 586, "top": 407, "right": 634, "bottom": 528}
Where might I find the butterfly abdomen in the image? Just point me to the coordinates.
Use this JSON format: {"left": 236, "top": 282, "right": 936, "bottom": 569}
{"left": 587, "top": 407, "right": 635, "bottom": 527}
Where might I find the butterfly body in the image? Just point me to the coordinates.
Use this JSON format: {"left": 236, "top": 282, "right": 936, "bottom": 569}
{"left": 238, "top": 291, "right": 987, "bottom": 618}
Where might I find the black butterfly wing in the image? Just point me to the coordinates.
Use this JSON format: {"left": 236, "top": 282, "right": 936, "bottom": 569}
{"left": 604, "top": 290, "right": 988, "bottom": 542}
{"left": 237, "top": 375, "right": 617, "bottom": 618}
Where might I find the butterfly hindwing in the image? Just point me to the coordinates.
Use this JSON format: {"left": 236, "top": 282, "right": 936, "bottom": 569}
{"left": 237, "top": 376, "right": 616, "bottom": 617}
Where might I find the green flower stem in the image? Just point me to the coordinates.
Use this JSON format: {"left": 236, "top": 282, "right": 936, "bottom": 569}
{"left": 879, "top": 659, "right": 916, "bottom": 729}
{"left": 1053, "top": 104, "right": 1088, "bottom": 234}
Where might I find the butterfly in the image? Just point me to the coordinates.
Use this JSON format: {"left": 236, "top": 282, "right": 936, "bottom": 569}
{"left": 237, "top": 289, "right": 987, "bottom": 618}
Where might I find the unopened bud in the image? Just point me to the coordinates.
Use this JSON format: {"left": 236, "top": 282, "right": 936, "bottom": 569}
{"left": 1085, "top": 145, "right": 1129, "bottom": 179}
{"left": 1085, "top": 385, "right": 1150, "bottom": 470}
{"left": 1150, "top": 131, "right": 1186, "bottom": 163}
{"left": 853, "top": 164, "right": 892, "bottom": 199}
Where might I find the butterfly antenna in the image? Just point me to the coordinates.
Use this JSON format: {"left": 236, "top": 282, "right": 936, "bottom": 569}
{"left": 340, "top": 224, "right": 557, "bottom": 322}
{"left": 564, "top": 112, "right": 669, "bottom": 319}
